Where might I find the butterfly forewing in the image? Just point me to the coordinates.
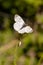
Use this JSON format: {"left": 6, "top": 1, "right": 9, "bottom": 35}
{"left": 14, "top": 14, "right": 25, "bottom": 24}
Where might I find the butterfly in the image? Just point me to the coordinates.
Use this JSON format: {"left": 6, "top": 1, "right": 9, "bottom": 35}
{"left": 13, "top": 14, "right": 33, "bottom": 34}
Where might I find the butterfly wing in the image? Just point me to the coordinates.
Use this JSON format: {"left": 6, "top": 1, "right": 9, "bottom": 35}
{"left": 13, "top": 14, "right": 25, "bottom": 32}
{"left": 18, "top": 26, "right": 33, "bottom": 34}
{"left": 14, "top": 14, "right": 25, "bottom": 27}
{"left": 13, "top": 23, "right": 20, "bottom": 31}
{"left": 25, "top": 26, "right": 33, "bottom": 33}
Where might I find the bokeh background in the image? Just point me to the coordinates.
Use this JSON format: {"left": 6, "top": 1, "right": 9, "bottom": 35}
{"left": 0, "top": 0, "right": 43, "bottom": 65}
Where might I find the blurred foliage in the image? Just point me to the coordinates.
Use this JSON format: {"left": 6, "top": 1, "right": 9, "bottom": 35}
{"left": 24, "top": 0, "right": 42, "bottom": 8}
{"left": 0, "top": 0, "right": 43, "bottom": 65}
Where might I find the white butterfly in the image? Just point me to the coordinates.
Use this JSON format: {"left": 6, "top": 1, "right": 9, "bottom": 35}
{"left": 13, "top": 14, "right": 33, "bottom": 34}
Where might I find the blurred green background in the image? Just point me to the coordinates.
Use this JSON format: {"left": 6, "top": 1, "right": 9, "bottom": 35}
{"left": 0, "top": 0, "right": 43, "bottom": 65}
